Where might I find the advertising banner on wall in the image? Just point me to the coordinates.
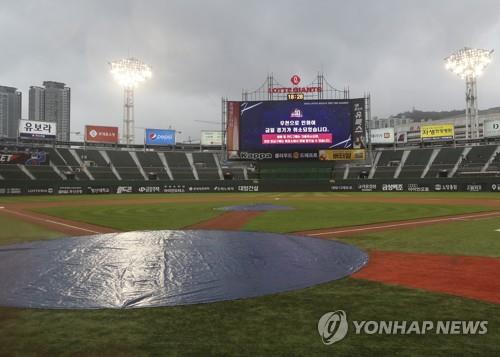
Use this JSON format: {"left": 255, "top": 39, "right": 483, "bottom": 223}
{"left": 226, "top": 101, "right": 240, "bottom": 158}
{"left": 201, "top": 131, "right": 223, "bottom": 146}
{"left": 370, "top": 128, "right": 395, "bottom": 144}
{"left": 19, "top": 120, "right": 57, "bottom": 139}
{"left": 85, "top": 125, "right": 119, "bottom": 144}
{"left": 420, "top": 124, "right": 454, "bottom": 141}
{"left": 483, "top": 119, "right": 500, "bottom": 138}
{"left": 0, "top": 151, "right": 49, "bottom": 165}
{"left": 145, "top": 129, "right": 176, "bottom": 146}
{"left": 351, "top": 99, "right": 366, "bottom": 149}
{"left": 319, "top": 149, "right": 366, "bottom": 161}
{"left": 395, "top": 131, "right": 408, "bottom": 144}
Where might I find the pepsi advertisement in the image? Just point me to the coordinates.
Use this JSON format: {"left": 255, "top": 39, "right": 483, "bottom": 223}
{"left": 239, "top": 100, "right": 352, "bottom": 154}
{"left": 145, "top": 129, "right": 176, "bottom": 146}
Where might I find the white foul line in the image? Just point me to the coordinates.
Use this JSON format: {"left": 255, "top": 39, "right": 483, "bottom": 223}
{"left": 308, "top": 211, "right": 500, "bottom": 237}
{"left": 1, "top": 208, "right": 100, "bottom": 234}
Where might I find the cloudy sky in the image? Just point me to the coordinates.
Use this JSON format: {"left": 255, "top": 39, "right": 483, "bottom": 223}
{"left": 2, "top": 0, "right": 500, "bottom": 143}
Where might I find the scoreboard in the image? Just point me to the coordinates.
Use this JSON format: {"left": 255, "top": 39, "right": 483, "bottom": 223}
{"left": 226, "top": 99, "right": 366, "bottom": 160}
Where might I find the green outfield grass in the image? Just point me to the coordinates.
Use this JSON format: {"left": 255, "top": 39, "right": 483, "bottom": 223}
{"left": 337, "top": 217, "right": 500, "bottom": 257}
{"left": 32, "top": 200, "right": 492, "bottom": 233}
{"left": 0, "top": 279, "right": 498, "bottom": 356}
{"left": 0, "top": 192, "right": 499, "bottom": 355}
{"left": 33, "top": 202, "right": 225, "bottom": 231}
{"left": 0, "top": 191, "right": 500, "bottom": 204}
{"left": 242, "top": 202, "right": 492, "bottom": 233}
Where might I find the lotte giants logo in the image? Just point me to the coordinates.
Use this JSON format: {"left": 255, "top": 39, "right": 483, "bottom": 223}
{"left": 290, "top": 108, "right": 303, "bottom": 118}
{"left": 291, "top": 75, "right": 301, "bottom": 85}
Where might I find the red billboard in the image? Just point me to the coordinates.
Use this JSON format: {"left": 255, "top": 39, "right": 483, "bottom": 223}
{"left": 85, "top": 125, "right": 119, "bottom": 144}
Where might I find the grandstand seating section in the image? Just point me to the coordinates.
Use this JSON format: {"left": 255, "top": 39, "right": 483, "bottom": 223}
{"left": 373, "top": 150, "right": 403, "bottom": 179}
{"left": 487, "top": 151, "right": 500, "bottom": 172}
{"left": 347, "top": 165, "right": 371, "bottom": 179}
{"left": 1, "top": 144, "right": 499, "bottom": 182}
{"left": 135, "top": 151, "right": 171, "bottom": 180}
{"left": 28, "top": 166, "right": 61, "bottom": 180}
{"left": 397, "top": 149, "right": 433, "bottom": 178}
{"left": 0, "top": 164, "right": 32, "bottom": 180}
{"left": 106, "top": 150, "right": 144, "bottom": 180}
{"left": 192, "top": 152, "right": 220, "bottom": 180}
{"left": 456, "top": 145, "right": 497, "bottom": 175}
{"left": 424, "top": 147, "right": 464, "bottom": 178}
{"left": 164, "top": 152, "right": 195, "bottom": 180}
{"left": 75, "top": 149, "right": 117, "bottom": 180}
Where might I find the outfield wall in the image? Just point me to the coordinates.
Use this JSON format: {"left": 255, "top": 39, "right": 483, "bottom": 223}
{"left": 1, "top": 178, "right": 500, "bottom": 195}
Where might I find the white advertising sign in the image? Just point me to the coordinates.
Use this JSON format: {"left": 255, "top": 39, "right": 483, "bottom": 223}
{"left": 201, "top": 131, "right": 223, "bottom": 146}
{"left": 370, "top": 128, "right": 395, "bottom": 144}
{"left": 483, "top": 119, "right": 500, "bottom": 138}
{"left": 19, "top": 120, "right": 57, "bottom": 139}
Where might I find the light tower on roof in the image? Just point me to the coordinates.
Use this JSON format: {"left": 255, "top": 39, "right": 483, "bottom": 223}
{"left": 444, "top": 47, "right": 493, "bottom": 139}
{"left": 110, "top": 57, "right": 152, "bottom": 145}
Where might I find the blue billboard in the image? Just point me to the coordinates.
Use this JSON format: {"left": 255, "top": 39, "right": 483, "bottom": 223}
{"left": 145, "top": 129, "right": 176, "bottom": 146}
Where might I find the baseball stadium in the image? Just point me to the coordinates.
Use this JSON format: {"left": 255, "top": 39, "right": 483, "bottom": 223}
{"left": 1, "top": 66, "right": 500, "bottom": 356}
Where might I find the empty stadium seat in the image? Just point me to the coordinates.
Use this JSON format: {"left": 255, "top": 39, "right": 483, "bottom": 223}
{"left": 398, "top": 149, "right": 433, "bottom": 178}
{"left": 135, "top": 151, "right": 171, "bottom": 180}
{"left": 373, "top": 150, "right": 403, "bottom": 179}
{"left": 456, "top": 145, "right": 497, "bottom": 174}
{"left": 106, "top": 150, "right": 144, "bottom": 180}
{"left": 425, "top": 147, "right": 464, "bottom": 178}
{"left": 0, "top": 165, "right": 31, "bottom": 180}
{"left": 164, "top": 152, "right": 195, "bottom": 180}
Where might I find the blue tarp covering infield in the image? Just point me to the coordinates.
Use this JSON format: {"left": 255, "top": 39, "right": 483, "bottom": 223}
{"left": 0, "top": 230, "right": 368, "bottom": 309}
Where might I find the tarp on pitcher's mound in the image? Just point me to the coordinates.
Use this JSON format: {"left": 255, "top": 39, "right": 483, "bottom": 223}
{"left": 0, "top": 230, "right": 367, "bottom": 309}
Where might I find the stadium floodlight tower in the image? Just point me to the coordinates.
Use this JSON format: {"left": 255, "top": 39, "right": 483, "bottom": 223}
{"left": 110, "top": 57, "right": 152, "bottom": 145}
{"left": 444, "top": 47, "right": 493, "bottom": 139}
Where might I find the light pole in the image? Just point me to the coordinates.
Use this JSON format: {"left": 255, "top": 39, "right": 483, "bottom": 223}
{"left": 110, "top": 58, "right": 152, "bottom": 145}
{"left": 444, "top": 47, "right": 493, "bottom": 139}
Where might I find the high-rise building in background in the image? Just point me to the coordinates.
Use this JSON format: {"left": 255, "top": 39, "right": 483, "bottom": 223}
{"left": 29, "top": 81, "right": 70, "bottom": 141}
{"left": 0, "top": 86, "right": 22, "bottom": 138}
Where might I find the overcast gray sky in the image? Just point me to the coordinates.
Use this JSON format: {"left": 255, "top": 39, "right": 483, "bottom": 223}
{"left": 1, "top": 0, "right": 500, "bottom": 143}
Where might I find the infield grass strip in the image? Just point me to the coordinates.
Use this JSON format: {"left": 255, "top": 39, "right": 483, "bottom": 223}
{"left": 243, "top": 202, "right": 492, "bottom": 233}
{"left": 0, "top": 278, "right": 498, "bottom": 356}
{"left": 336, "top": 217, "right": 500, "bottom": 257}
{"left": 0, "top": 213, "right": 64, "bottom": 245}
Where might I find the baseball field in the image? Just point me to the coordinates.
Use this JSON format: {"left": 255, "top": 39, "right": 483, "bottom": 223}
{"left": 0, "top": 192, "right": 499, "bottom": 355}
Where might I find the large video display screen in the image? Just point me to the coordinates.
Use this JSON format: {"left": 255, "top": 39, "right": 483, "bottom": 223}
{"left": 227, "top": 99, "right": 365, "bottom": 160}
